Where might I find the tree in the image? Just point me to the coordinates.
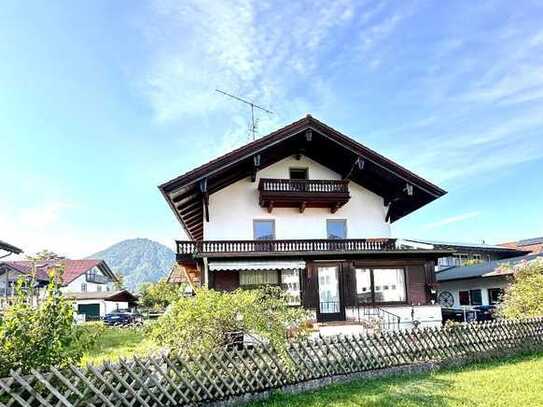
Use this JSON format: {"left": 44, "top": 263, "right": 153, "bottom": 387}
{"left": 499, "top": 259, "right": 543, "bottom": 319}
{"left": 138, "top": 279, "right": 184, "bottom": 310}
{"left": 149, "top": 286, "right": 311, "bottom": 357}
{"left": 0, "top": 263, "right": 85, "bottom": 376}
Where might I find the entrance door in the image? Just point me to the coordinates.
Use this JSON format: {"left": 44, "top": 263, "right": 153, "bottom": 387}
{"left": 316, "top": 264, "right": 345, "bottom": 322}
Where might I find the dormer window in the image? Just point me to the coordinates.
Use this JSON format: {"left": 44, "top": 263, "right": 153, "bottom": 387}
{"left": 289, "top": 168, "right": 308, "bottom": 180}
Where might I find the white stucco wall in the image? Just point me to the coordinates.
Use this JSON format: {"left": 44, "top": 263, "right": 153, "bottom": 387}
{"left": 437, "top": 276, "right": 509, "bottom": 308}
{"left": 204, "top": 155, "right": 391, "bottom": 240}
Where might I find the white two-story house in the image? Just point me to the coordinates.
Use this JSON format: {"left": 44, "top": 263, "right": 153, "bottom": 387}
{"left": 159, "top": 115, "right": 451, "bottom": 329}
{"left": 0, "top": 258, "right": 136, "bottom": 319}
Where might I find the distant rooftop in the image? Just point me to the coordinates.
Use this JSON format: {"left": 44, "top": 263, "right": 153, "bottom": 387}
{"left": 516, "top": 237, "right": 543, "bottom": 247}
{"left": 437, "top": 252, "right": 543, "bottom": 282}
{"left": 404, "top": 239, "right": 525, "bottom": 252}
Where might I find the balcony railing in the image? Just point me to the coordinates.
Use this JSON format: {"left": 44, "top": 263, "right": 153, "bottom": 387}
{"left": 258, "top": 178, "right": 349, "bottom": 194}
{"left": 258, "top": 178, "right": 350, "bottom": 212}
{"left": 86, "top": 273, "right": 110, "bottom": 284}
{"left": 177, "top": 238, "right": 398, "bottom": 257}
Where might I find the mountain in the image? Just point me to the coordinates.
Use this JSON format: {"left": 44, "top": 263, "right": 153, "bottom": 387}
{"left": 89, "top": 238, "right": 175, "bottom": 291}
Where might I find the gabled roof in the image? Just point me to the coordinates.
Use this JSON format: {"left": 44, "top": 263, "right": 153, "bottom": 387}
{"left": 0, "top": 240, "right": 23, "bottom": 255}
{"left": 1, "top": 259, "right": 117, "bottom": 285}
{"left": 159, "top": 115, "right": 447, "bottom": 240}
{"left": 499, "top": 237, "right": 543, "bottom": 254}
{"left": 64, "top": 289, "right": 138, "bottom": 302}
{"left": 436, "top": 253, "right": 543, "bottom": 282}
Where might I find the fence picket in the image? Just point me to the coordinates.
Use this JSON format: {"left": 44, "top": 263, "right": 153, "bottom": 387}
{"left": 2, "top": 319, "right": 543, "bottom": 406}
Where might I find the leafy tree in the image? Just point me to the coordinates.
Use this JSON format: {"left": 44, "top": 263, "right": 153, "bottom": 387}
{"left": 138, "top": 279, "right": 184, "bottom": 310}
{"left": 0, "top": 265, "right": 87, "bottom": 376}
{"left": 113, "top": 273, "right": 125, "bottom": 290}
{"left": 149, "top": 286, "right": 311, "bottom": 357}
{"left": 499, "top": 259, "right": 543, "bottom": 319}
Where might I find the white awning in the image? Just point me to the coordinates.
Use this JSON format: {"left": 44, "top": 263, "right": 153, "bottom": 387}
{"left": 208, "top": 260, "right": 306, "bottom": 272}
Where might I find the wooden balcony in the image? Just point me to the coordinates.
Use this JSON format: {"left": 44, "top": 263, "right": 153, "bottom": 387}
{"left": 177, "top": 238, "right": 399, "bottom": 259}
{"left": 258, "top": 178, "right": 350, "bottom": 213}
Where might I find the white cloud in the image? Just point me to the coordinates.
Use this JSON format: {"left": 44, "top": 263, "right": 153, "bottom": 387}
{"left": 423, "top": 212, "right": 481, "bottom": 230}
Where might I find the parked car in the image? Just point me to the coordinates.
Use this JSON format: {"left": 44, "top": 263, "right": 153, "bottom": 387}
{"left": 103, "top": 309, "right": 143, "bottom": 326}
{"left": 472, "top": 305, "right": 497, "bottom": 321}
{"left": 441, "top": 307, "right": 477, "bottom": 323}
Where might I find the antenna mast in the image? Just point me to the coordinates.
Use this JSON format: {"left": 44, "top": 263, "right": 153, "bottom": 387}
{"left": 216, "top": 89, "right": 273, "bottom": 141}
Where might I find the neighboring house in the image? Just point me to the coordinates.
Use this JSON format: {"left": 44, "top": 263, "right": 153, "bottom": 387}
{"left": 0, "top": 240, "right": 23, "bottom": 257}
{"left": 159, "top": 115, "right": 453, "bottom": 329}
{"left": 401, "top": 239, "right": 526, "bottom": 271}
{"left": 436, "top": 253, "right": 543, "bottom": 308}
{"left": 0, "top": 258, "right": 133, "bottom": 319}
{"left": 499, "top": 237, "right": 543, "bottom": 255}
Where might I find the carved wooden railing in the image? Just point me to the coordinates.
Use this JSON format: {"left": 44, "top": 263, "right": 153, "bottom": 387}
{"left": 177, "top": 238, "right": 398, "bottom": 256}
{"left": 258, "top": 178, "right": 349, "bottom": 194}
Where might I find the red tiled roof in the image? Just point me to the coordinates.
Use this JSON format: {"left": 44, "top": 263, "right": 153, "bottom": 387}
{"left": 4, "top": 259, "right": 106, "bottom": 285}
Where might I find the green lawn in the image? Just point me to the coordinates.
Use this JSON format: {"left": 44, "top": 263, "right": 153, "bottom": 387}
{"left": 250, "top": 352, "right": 543, "bottom": 407}
{"left": 80, "top": 326, "right": 159, "bottom": 366}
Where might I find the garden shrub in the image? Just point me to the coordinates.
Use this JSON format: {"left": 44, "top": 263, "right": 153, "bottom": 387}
{"left": 0, "top": 268, "right": 83, "bottom": 376}
{"left": 149, "top": 286, "right": 311, "bottom": 357}
{"left": 499, "top": 258, "right": 543, "bottom": 319}
{"left": 139, "top": 279, "right": 186, "bottom": 310}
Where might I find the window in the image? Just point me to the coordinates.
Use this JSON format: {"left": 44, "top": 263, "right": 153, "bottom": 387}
{"left": 488, "top": 288, "right": 504, "bottom": 305}
{"left": 470, "top": 289, "right": 482, "bottom": 305}
{"left": 281, "top": 269, "right": 301, "bottom": 305}
{"left": 327, "top": 219, "right": 347, "bottom": 239}
{"left": 80, "top": 283, "right": 87, "bottom": 293}
{"left": 253, "top": 220, "right": 275, "bottom": 240}
{"left": 459, "top": 289, "right": 482, "bottom": 306}
{"left": 459, "top": 290, "right": 470, "bottom": 305}
{"left": 289, "top": 168, "right": 308, "bottom": 180}
{"left": 240, "top": 270, "right": 279, "bottom": 286}
{"left": 355, "top": 267, "right": 406, "bottom": 303}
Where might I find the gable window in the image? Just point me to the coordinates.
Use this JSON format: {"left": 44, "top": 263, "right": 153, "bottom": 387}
{"left": 355, "top": 267, "right": 406, "bottom": 303}
{"left": 96, "top": 285, "right": 102, "bottom": 293}
{"left": 488, "top": 288, "right": 504, "bottom": 305}
{"left": 289, "top": 168, "right": 308, "bottom": 180}
{"left": 81, "top": 283, "right": 87, "bottom": 293}
{"left": 327, "top": 219, "right": 347, "bottom": 239}
{"left": 254, "top": 219, "right": 275, "bottom": 240}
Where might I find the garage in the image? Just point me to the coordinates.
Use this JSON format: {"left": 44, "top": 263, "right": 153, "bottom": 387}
{"left": 77, "top": 303, "right": 100, "bottom": 321}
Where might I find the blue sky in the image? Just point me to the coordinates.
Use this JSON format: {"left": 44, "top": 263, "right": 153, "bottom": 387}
{"left": 1, "top": 0, "right": 542, "bottom": 257}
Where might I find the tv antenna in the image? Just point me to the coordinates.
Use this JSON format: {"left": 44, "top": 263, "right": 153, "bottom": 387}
{"left": 216, "top": 89, "right": 273, "bottom": 141}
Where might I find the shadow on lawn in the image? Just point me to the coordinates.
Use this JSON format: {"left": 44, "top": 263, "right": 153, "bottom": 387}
{"left": 254, "top": 374, "right": 465, "bottom": 407}
{"left": 253, "top": 353, "right": 543, "bottom": 407}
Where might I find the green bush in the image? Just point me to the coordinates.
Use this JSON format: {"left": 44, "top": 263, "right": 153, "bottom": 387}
{"left": 0, "top": 269, "right": 84, "bottom": 376}
{"left": 499, "top": 259, "right": 543, "bottom": 319}
{"left": 149, "top": 286, "right": 311, "bottom": 357}
{"left": 139, "top": 279, "right": 185, "bottom": 310}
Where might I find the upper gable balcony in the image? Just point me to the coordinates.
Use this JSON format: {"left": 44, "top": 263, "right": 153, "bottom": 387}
{"left": 258, "top": 178, "right": 350, "bottom": 213}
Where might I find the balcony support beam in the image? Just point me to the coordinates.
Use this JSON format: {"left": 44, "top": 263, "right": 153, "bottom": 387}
{"left": 267, "top": 200, "right": 274, "bottom": 214}
{"left": 300, "top": 201, "right": 307, "bottom": 213}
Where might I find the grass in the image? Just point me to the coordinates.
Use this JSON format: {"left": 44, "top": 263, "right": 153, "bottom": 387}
{"left": 249, "top": 352, "right": 543, "bottom": 407}
{"left": 80, "top": 326, "right": 159, "bottom": 366}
